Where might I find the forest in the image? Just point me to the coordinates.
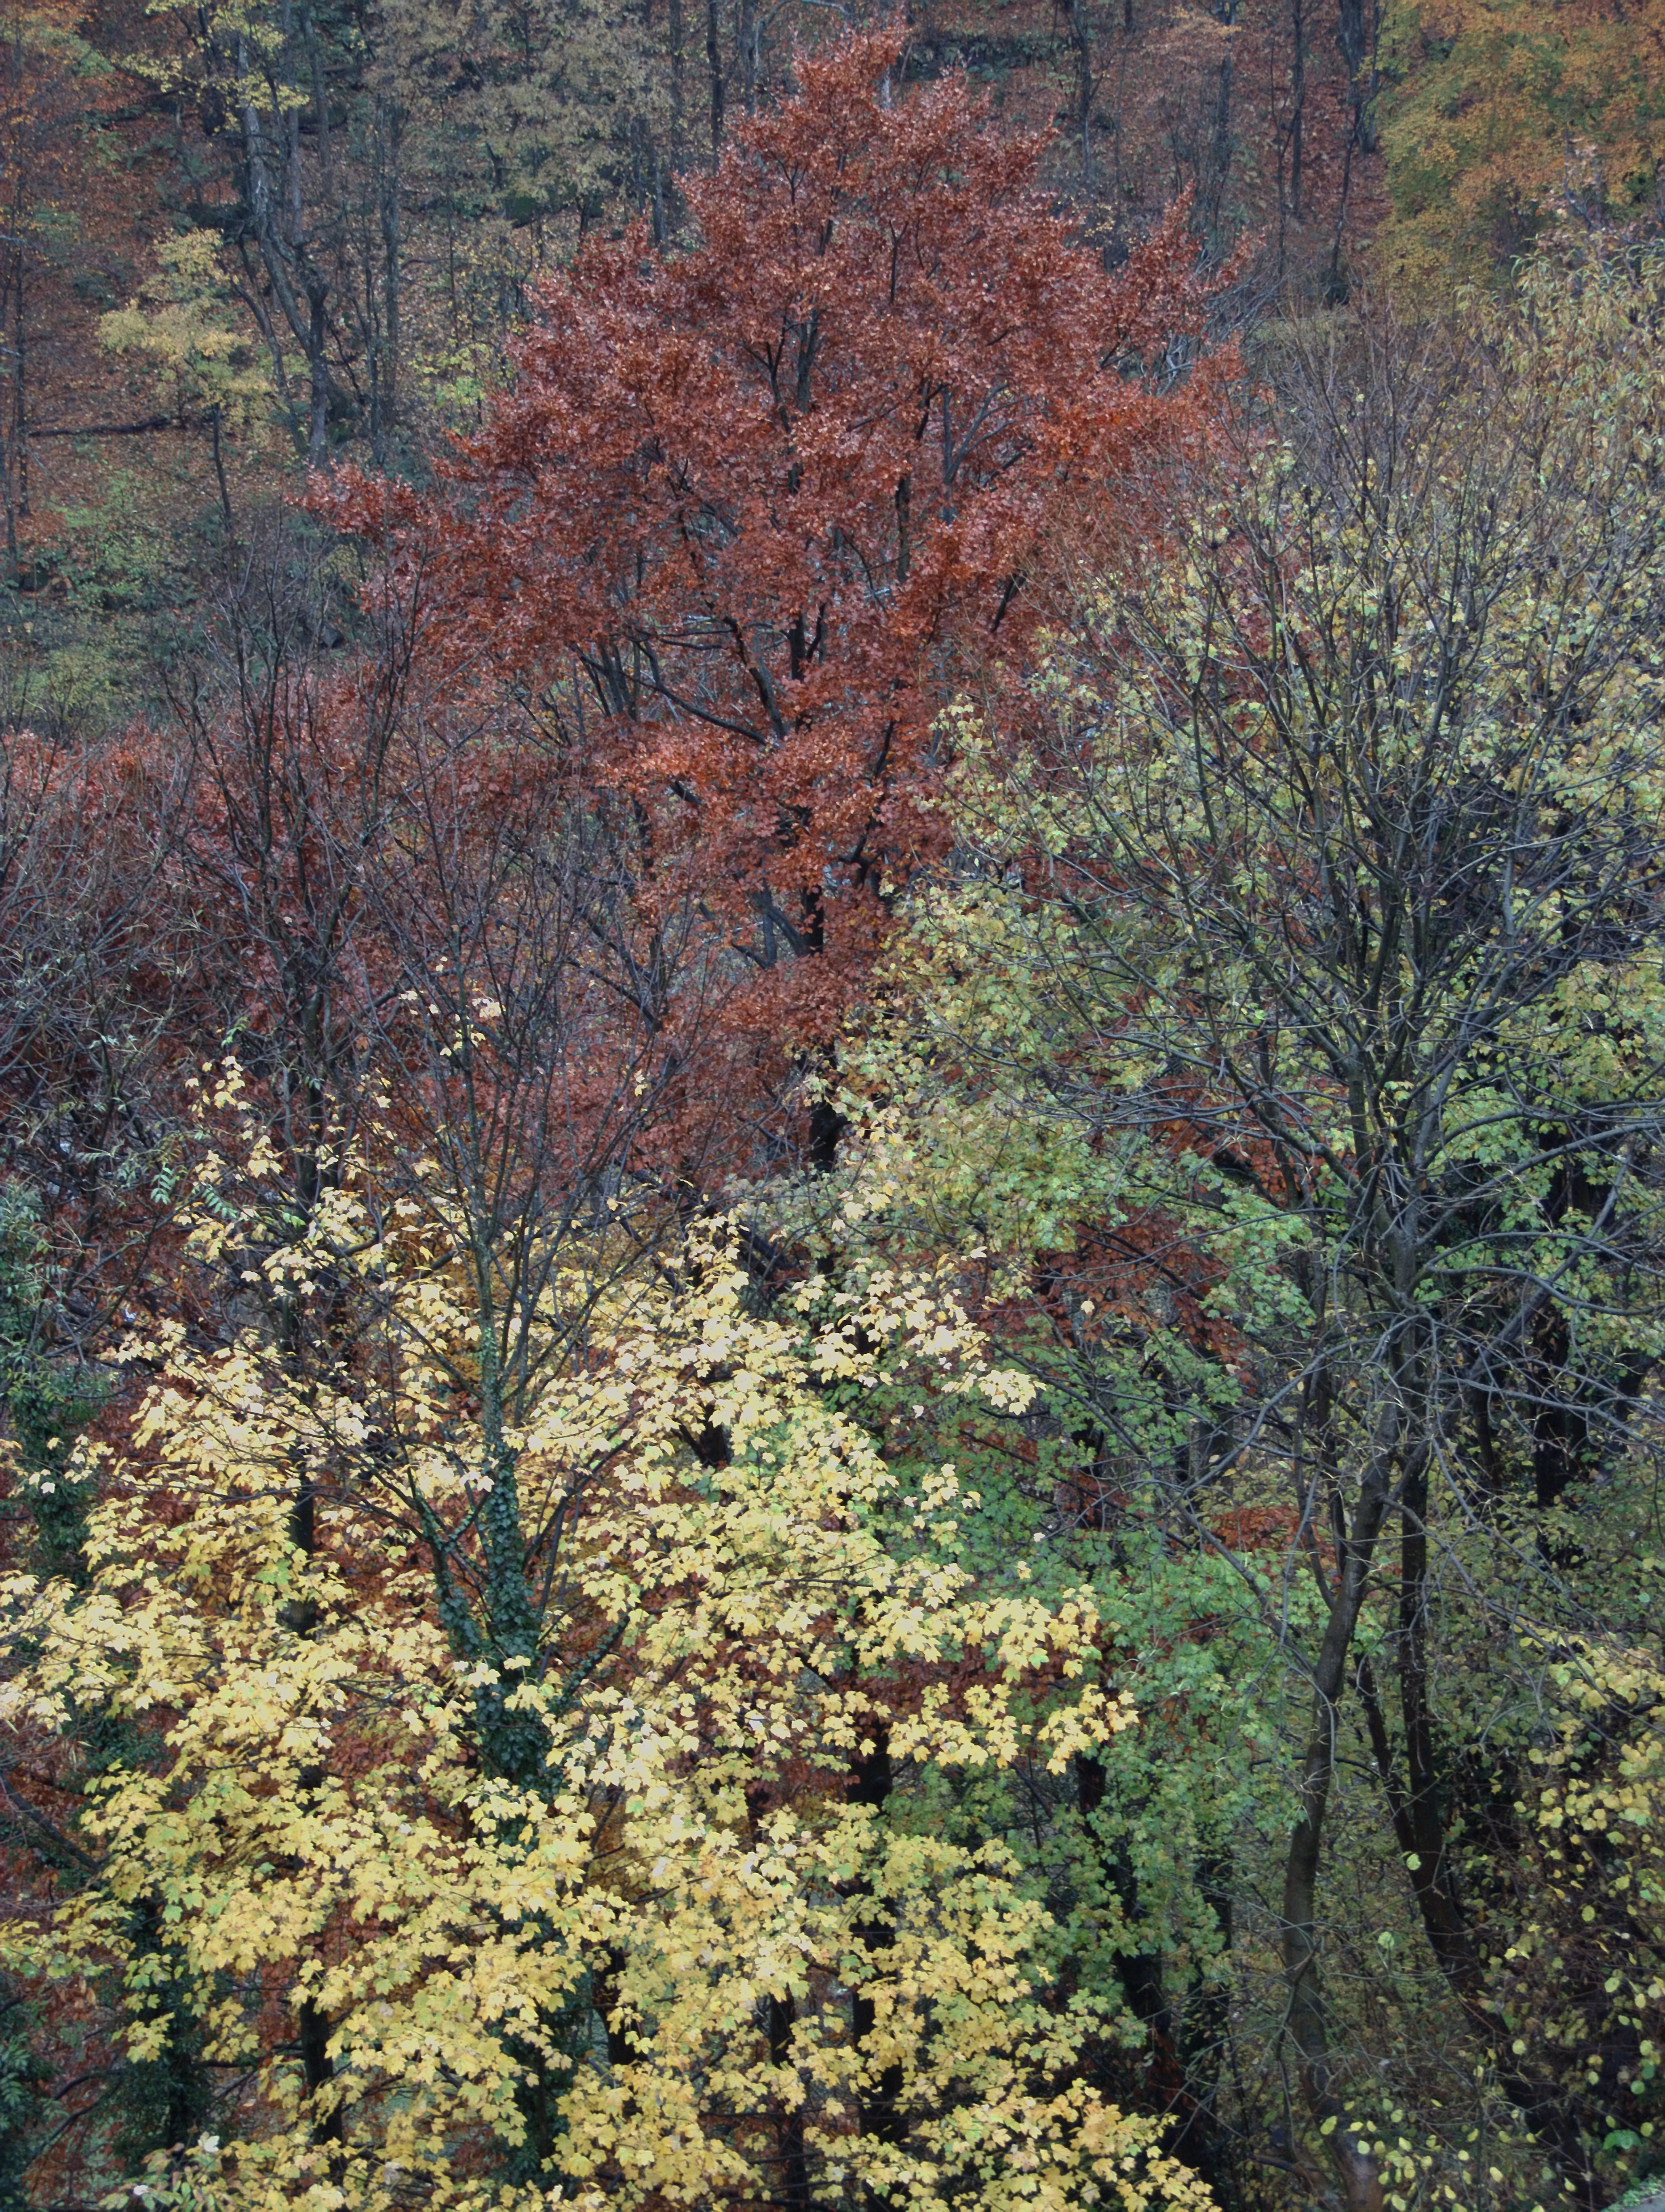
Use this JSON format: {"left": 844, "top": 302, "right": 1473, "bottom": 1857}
{"left": 3, "top": 0, "right": 1665, "bottom": 2204}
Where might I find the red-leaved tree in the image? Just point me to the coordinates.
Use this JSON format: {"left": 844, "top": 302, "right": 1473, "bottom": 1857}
{"left": 331, "top": 34, "right": 1216, "bottom": 1094}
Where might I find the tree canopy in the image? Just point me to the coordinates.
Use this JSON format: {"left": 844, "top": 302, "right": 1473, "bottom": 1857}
{"left": 7, "top": 21, "right": 1665, "bottom": 2212}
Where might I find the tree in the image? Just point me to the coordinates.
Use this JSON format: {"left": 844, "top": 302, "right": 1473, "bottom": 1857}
{"left": 0, "top": 506, "right": 787, "bottom": 2193}
{"left": 99, "top": 231, "right": 277, "bottom": 531}
{"left": 813, "top": 240, "right": 1665, "bottom": 2210}
{"left": 0, "top": 1122, "right": 1220, "bottom": 2212}
{"left": 337, "top": 31, "right": 1213, "bottom": 1067}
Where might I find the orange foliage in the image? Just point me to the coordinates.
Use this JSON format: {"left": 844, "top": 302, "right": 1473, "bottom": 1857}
{"left": 327, "top": 35, "right": 1217, "bottom": 1064}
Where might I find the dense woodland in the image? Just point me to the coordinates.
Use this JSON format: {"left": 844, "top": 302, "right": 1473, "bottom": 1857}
{"left": 4, "top": 2, "right": 1665, "bottom": 2210}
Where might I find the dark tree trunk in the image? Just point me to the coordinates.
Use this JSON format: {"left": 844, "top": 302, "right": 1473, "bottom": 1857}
{"left": 707, "top": 0, "right": 723, "bottom": 165}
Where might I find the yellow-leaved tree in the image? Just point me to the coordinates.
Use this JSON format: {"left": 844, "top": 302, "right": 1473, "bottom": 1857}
{"left": 0, "top": 1089, "right": 1213, "bottom": 2212}
{"left": 99, "top": 231, "right": 278, "bottom": 526}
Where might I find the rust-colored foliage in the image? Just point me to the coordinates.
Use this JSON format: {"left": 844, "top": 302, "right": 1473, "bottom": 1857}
{"left": 331, "top": 34, "right": 1214, "bottom": 1052}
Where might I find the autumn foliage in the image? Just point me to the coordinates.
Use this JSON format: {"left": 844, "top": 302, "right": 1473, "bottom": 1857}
{"left": 12, "top": 10, "right": 1665, "bottom": 2212}
{"left": 333, "top": 37, "right": 1213, "bottom": 1044}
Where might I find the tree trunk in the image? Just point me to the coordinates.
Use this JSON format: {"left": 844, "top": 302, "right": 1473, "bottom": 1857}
{"left": 374, "top": 93, "right": 401, "bottom": 463}
{"left": 1335, "top": 0, "right": 1377, "bottom": 151}
{"left": 849, "top": 1734, "right": 904, "bottom": 2159}
{"left": 1277, "top": 1410, "right": 1402, "bottom": 2212}
{"left": 1066, "top": 0, "right": 1096, "bottom": 192}
{"left": 669, "top": 0, "right": 685, "bottom": 157}
{"left": 1289, "top": 0, "right": 1305, "bottom": 221}
{"left": 767, "top": 1990, "right": 808, "bottom": 2206}
{"left": 738, "top": 0, "right": 757, "bottom": 112}
{"left": 1207, "top": 0, "right": 1237, "bottom": 245}
{"left": 706, "top": 0, "right": 723, "bottom": 165}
